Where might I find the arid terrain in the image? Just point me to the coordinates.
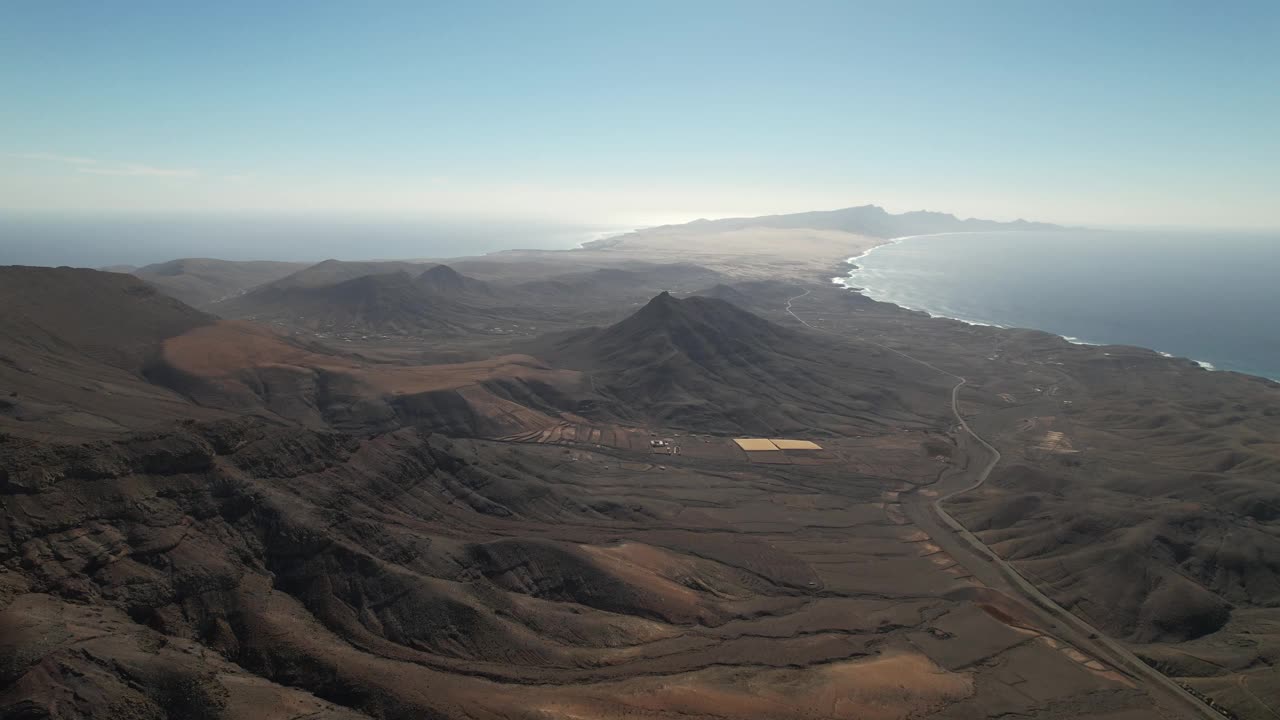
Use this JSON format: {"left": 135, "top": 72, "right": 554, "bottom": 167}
{"left": 3, "top": 207, "right": 1278, "bottom": 720}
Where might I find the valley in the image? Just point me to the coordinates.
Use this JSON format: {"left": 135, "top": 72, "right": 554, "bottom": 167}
{"left": 3, "top": 209, "right": 1279, "bottom": 720}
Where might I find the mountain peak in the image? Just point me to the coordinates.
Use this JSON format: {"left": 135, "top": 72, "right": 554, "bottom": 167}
{"left": 631, "top": 290, "right": 689, "bottom": 318}
{"left": 629, "top": 290, "right": 683, "bottom": 320}
{"left": 416, "top": 264, "right": 491, "bottom": 296}
{"left": 420, "top": 264, "right": 463, "bottom": 280}
{"left": 595, "top": 292, "right": 795, "bottom": 363}
{"left": 540, "top": 288, "right": 946, "bottom": 435}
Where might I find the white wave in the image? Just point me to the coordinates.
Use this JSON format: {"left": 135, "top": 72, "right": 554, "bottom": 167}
{"left": 829, "top": 230, "right": 1264, "bottom": 379}
{"left": 831, "top": 246, "right": 889, "bottom": 286}
{"left": 575, "top": 228, "right": 637, "bottom": 249}
{"left": 831, "top": 231, "right": 1004, "bottom": 289}
{"left": 1062, "top": 336, "right": 1102, "bottom": 346}
{"left": 930, "top": 315, "right": 1008, "bottom": 329}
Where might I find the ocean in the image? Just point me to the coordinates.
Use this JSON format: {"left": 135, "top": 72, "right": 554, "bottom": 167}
{"left": 834, "top": 229, "right": 1280, "bottom": 381}
{"left": 0, "top": 213, "right": 635, "bottom": 269}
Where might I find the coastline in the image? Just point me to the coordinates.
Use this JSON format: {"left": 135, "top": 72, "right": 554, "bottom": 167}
{"left": 575, "top": 227, "right": 640, "bottom": 250}
{"left": 829, "top": 232, "right": 1016, "bottom": 330}
{"left": 829, "top": 231, "right": 1005, "bottom": 288}
{"left": 830, "top": 232, "right": 1248, "bottom": 379}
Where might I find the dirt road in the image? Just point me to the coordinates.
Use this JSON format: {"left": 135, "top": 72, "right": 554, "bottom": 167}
{"left": 784, "top": 289, "right": 1223, "bottom": 720}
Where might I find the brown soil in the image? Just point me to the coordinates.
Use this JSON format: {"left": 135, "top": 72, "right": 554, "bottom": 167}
{"left": 7, "top": 231, "right": 1272, "bottom": 720}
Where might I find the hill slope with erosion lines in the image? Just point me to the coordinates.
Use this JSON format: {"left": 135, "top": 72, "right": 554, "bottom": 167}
{"left": 540, "top": 292, "right": 951, "bottom": 435}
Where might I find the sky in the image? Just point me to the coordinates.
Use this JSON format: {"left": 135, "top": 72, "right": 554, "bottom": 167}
{"left": 2, "top": 0, "right": 1278, "bottom": 229}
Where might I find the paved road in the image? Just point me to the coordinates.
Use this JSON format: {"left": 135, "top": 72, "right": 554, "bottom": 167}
{"left": 783, "top": 290, "right": 1223, "bottom": 720}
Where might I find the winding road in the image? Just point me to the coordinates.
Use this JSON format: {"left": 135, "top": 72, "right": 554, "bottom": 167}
{"left": 783, "top": 289, "right": 1223, "bottom": 720}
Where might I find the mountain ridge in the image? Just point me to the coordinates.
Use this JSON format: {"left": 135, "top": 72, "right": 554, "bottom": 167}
{"left": 214, "top": 270, "right": 470, "bottom": 335}
{"left": 129, "top": 258, "right": 310, "bottom": 307}
{"left": 584, "top": 204, "right": 1065, "bottom": 248}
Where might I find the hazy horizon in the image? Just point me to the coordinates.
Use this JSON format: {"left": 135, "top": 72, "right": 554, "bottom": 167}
{"left": 0, "top": 211, "right": 647, "bottom": 268}
{"left": 5, "top": 206, "right": 1278, "bottom": 269}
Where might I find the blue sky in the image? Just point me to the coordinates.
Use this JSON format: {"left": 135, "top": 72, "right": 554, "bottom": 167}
{"left": 2, "top": 1, "right": 1277, "bottom": 227}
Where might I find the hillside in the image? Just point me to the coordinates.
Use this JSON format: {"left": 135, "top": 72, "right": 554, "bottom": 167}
{"left": 1, "top": 260, "right": 1243, "bottom": 720}
{"left": 132, "top": 258, "right": 309, "bottom": 307}
{"left": 153, "top": 319, "right": 593, "bottom": 436}
{"left": 540, "top": 292, "right": 950, "bottom": 434}
{"left": 0, "top": 266, "right": 586, "bottom": 440}
{"left": 943, "top": 343, "right": 1280, "bottom": 647}
{"left": 0, "top": 266, "right": 213, "bottom": 368}
{"left": 0, "top": 266, "right": 224, "bottom": 437}
{"left": 214, "top": 271, "right": 474, "bottom": 336}
{"left": 255, "top": 258, "right": 435, "bottom": 290}
{"left": 415, "top": 263, "right": 494, "bottom": 298}
{"left": 216, "top": 261, "right": 732, "bottom": 338}
{"left": 0, "top": 419, "right": 810, "bottom": 716}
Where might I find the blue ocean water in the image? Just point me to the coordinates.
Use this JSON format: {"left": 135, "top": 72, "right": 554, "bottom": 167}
{"left": 836, "top": 230, "right": 1280, "bottom": 381}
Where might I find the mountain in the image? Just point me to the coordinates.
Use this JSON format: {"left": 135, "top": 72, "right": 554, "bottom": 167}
{"left": 572, "top": 291, "right": 792, "bottom": 366}
{"left": 586, "top": 205, "right": 1063, "bottom": 246}
{"left": 131, "top": 258, "right": 310, "bottom": 307}
{"left": 0, "top": 266, "right": 589, "bottom": 441}
{"left": 7, "top": 270, "right": 865, "bottom": 717}
{"left": 0, "top": 266, "right": 213, "bottom": 369}
{"left": 539, "top": 292, "right": 949, "bottom": 434}
{"left": 209, "top": 261, "right": 522, "bottom": 337}
{"left": 215, "top": 271, "right": 471, "bottom": 336}
{"left": 8, "top": 257, "right": 1268, "bottom": 719}
{"left": 0, "top": 266, "right": 224, "bottom": 438}
{"left": 152, "top": 317, "right": 594, "bottom": 437}
{"left": 946, "top": 343, "right": 1280, "bottom": 647}
{"left": 414, "top": 263, "right": 493, "bottom": 298}
{"left": 0, "top": 406, "right": 873, "bottom": 718}
{"left": 257, "top": 258, "right": 434, "bottom": 290}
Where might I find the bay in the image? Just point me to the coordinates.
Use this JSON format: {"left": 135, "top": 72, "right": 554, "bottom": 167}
{"left": 836, "top": 229, "right": 1280, "bottom": 380}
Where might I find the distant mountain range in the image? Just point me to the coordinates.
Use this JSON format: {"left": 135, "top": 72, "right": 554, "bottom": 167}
{"left": 114, "top": 255, "right": 732, "bottom": 339}
{"left": 587, "top": 204, "right": 1065, "bottom": 247}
